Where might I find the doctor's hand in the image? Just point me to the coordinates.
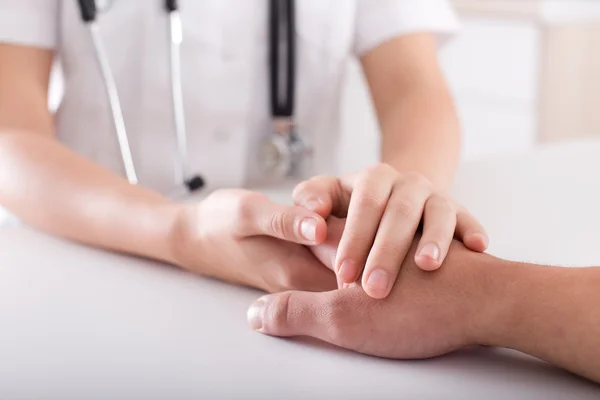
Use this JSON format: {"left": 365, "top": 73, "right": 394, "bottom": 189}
{"left": 292, "top": 164, "right": 488, "bottom": 299}
{"left": 247, "top": 217, "right": 487, "bottom": 359}
{"left": 170, "top": 189, "right": 337, "bottom": 293}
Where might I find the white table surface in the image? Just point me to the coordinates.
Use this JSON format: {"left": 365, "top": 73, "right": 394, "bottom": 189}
{"left": 2, "top": 140, "right": 600, "bottom": 399}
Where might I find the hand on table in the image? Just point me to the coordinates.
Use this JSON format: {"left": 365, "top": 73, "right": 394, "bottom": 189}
{"left": 293, "top": 164, "right": 488, "bottom": 298}
{"left": 170, "top": 189, "right": 336, "bottom": 293}
{"left": 246, "top": 217, "right": 489, "bottom": 359}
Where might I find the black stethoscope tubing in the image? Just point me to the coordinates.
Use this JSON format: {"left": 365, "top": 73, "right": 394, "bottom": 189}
{"left": 76, "top": 0, "right": 296, "bottom": 194}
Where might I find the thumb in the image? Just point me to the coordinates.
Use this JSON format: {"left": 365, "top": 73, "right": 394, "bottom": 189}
{"left": 237, "top": 193, "right": 327, "bottom": 245}
{"left": 247, "top": 289, "right": 354, "bottom": 342}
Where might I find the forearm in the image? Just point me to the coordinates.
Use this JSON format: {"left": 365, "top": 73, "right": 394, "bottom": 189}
{"left": 0, "top": 131, "right": 180, "bottom": 264}
{"left": 379, "top": 86, "right": 461, "bottom": 190}
{"left": 469, "top": 253, "right": 600, "bottom": 382}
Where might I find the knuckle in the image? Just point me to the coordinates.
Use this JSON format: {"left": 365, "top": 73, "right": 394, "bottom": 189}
{"left": 373, "top": 241, "right": 405, "bottom": 259}
{"left": 292, "top": 180, "right": 313, "bottom": 200}
{"left": 405, "top": 171, "right": 431, "bottom": 188}
{"left": 230, "top": 191, "right": 267, "bottom": 236}
{"left": 203, "top": 188, "right": 237, "bottom": 207}
{"left": 324, "top": 292, "right": 347, "bottom": 320}
{"left": 233, "top": 191, "right": 262, "bottom": 220}
{"left": 322, "top": 291, "right": 368, "bottom": 347}
{"left": 265, "top": 292, "right": 293, "bottom": 332}
{"left": 323, "top": 293, "right": 349, "bottom": 342}
{"left": 312, "top": 174, "right": 335, "bottom": 185}
{"left": 365, "top": 162, "right": 395, "bottom": 177}
{"left": 327, "top": 321, "right": 346, "bottom": 345}
{"left": 292, "top": 175, "right": 337, "bottom": 205}
{"left": 428, "top": 195, "right": 455, "bottom": 214}
{"left": 342, "top": 229, "right": 373, "bottom": 247}
{"left": 354, "top": 189, "right": 386, "bottom": 210}
{"left": 391, "top": 197, "right": 420, "bottom": 220}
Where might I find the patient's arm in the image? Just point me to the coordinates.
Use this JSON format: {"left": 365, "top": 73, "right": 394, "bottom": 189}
{"left": 485, "top": 262, "right": 600, "bottom": 382}
{"left": 246, "top": 217, "right": 600, "bottom": 383}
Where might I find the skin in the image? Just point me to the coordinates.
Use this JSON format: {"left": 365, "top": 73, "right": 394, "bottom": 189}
{"left": 294, "top": 33, "right": 488, "bottom": 298}
{"left": 0, "top": 43, "right": 334, "bottom": 293}
{"left": 248, "top": 218, "right": 600, "bottom": 384}
{"left": 0, "top": 32, "right": 481, "bottom": 293}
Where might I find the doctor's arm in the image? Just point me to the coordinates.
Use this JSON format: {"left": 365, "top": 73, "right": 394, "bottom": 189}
{"left": 0, "top": 44, "right": 335, "bottom": 292}
{"left": 361, "top": 32, "right": 460, "bottom": 189}
{"left": 292, "top": 33, "right": 485, "bottom": 298}
{"left": 249, "top": 217, "right": 600, "bottom": 384}
{"left": 0, "top": 44, "right": 182, "bottom": 263}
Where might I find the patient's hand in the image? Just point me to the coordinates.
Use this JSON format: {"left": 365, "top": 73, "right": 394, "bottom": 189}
{"left": 246, "top": 217, "right": 491, "bottom": 359}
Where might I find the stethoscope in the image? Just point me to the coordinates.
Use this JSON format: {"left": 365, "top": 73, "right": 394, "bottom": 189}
{"left": 76, "top": 0, "right": 310, "bottom": 195}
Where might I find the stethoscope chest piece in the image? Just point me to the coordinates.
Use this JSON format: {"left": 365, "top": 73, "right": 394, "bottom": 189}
{"left": 259, "top": 134, "right": 293, "bottom": 178}
{"left": 258, "top": 120, "right": 312, "bottom": 178}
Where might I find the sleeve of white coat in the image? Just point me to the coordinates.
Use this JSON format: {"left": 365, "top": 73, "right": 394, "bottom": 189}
{"left": 353, "top": 0, "right": 460, "bottom": 56}
{"left": 0, "top": 0, "right": 60, "bottom": 49}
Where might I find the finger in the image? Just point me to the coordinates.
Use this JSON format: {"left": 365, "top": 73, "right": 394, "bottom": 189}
{"left": 361, "top": 177, "right": 431, "bottom": 298}
{"left": 335, "top": 164, "right": 398, "bottom": 285}
{"left": 292, "top": 175, "right": 350, "bottom": 218}
{"left": 455, "top": 209, "right": 489, "bottom": 252}
{"left": 309, "top": 217, "right": 346, "bottom": 272}
{"left": 308, "top": 217, "right": 345, "bottom": 289}
{"left": 235, "top": 192, "right": 327, "bottom": 245}
{"left": 247, "top": 289, "right": 362, "bottom": 346}
{"left": 414, "top": 195, "right": 457, "bottom": 271}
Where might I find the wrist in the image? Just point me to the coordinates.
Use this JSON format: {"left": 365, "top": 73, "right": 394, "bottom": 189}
{"left": 441, "top": 244, "right": 517, "bottom": 348}
{"left": 385, "top": 161, "right": 454, "bottom": 192}
{"left": 167, "top": 203, "right": 203, "bottom": 271}
{"left": 141, "top": 202, "right": 184, "bottom": 266}
{"left": 466, "top": 254, "right": 528, "bottom": 348}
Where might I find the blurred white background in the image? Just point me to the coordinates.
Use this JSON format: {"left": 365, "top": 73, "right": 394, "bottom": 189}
{"left": 338, "top": 0, "right": 600, "bottom": 173}
{"left": 48, "top": 0, "right": 600, "bottom": 174}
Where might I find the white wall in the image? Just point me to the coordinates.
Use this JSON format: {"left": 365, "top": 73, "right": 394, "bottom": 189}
{"left": 543, "top": 0, "right": 600, "bottom": 23}
{"left": 337, "top": 17, "right": 541, "bottom": 172}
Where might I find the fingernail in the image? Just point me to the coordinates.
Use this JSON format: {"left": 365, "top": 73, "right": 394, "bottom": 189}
{"left": 338, "top": 260, "right": 357, "bottom": 283}
{"left": 366, "top": 269, "right": 389, "bottom": 294}
{"left": 418, "top": 243, "right": 440, "bottom": 261}
{"left": 300, "top": 218, "right": 317, "bottom": 242}
{"left": 471, "top": 232, "right": 489, "bottom": 247}
{"left": 247, "top": 299, "right": 265, "bottom": 332}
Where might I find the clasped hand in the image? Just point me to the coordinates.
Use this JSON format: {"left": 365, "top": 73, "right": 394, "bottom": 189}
{"left": 293, "top": 164, "right": 488, "bottom": 297}
{"left": 171, "top": 164, "right": 487, "bottom": 300}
